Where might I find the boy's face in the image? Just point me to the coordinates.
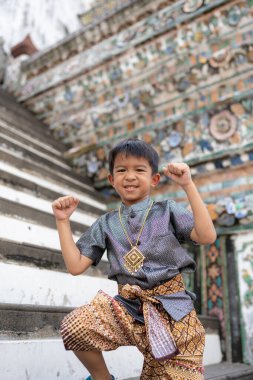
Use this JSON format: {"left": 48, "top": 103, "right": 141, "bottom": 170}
{"left": 108, "top": 154, "right": 160, "bottom": 206}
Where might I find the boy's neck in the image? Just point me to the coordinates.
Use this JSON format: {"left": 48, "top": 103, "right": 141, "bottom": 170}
{"left": 120, "top": 196, "right": 151, "bottom": 211}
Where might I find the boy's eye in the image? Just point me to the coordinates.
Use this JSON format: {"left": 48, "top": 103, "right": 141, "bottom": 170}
{"left": 136, "top": 168, "right": 145, "bottom": 172}
{"left": 116, "top": 169, "right": 125, "bottom": 172}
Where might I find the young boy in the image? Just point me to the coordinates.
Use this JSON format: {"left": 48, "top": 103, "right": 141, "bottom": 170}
{"left": 52, "top": 138, "right": 216, "bottom": 380}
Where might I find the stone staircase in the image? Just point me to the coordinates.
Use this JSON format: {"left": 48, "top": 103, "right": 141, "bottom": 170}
{"left": 0, "top": 88, "right": 138, "bottom": 379}
{"left": 0, "top": 88, "right": 253, "bottom": 379}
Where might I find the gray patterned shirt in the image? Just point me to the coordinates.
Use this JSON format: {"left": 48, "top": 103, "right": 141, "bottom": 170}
{"left": 76, "top": 197, "right": 196, "bottom": 321}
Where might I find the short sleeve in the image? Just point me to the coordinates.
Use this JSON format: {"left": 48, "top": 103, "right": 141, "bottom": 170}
{"left": 169, "top": 200, "right": 194, "bottom": 243}
{"left": 76, "top": 216, "right": 106, "bottom": 266}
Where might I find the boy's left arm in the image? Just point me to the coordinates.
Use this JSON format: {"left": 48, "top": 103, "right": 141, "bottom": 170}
{"left": 163, "top": 163, "right": 217, "bottom": 245}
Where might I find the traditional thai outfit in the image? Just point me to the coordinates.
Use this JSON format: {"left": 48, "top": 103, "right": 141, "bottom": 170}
{"left": 60, "top": 198, "right": 205, "bottom": 380}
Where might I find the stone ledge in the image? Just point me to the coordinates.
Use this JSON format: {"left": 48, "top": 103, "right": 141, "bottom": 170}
{"left": 0, "top": 123, "right": 65, "bottom": 161}
{"left": 125, "top": 362, "right": 253, "bottom": 380}
{"left": 0, "top": 135, "right": 85, "bottom": 179}
{"left": 0, "top": 197, "right": 86, "bottom": 233}
{"left": 0, "top": 88, "right": 62, "bottom": 146}
{"left": 0, "top": 240, "right": 109, "bottom": 273}
{"left": 0, "top": 303, "right": 219, "bottom": 339}
{"left": 0, "top": 148, "right": 99, "bottom": 197}
{"left": 0, "top": 168, "right": 106, "bottom": 215}
{"left": 205, "top": 362, "right": 253, "bottom": 379}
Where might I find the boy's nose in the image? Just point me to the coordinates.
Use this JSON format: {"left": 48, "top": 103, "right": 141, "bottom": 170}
{"left": 125, "top": 171, "right": 136, "bottom": 180}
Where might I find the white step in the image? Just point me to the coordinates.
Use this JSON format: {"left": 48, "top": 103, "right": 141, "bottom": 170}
{"left": 0, "top": 215, "right": 108, "bottom": 265}
{"left": 0, "top": 334, "right": 222, "bottom": 380}
{"left": 0, "top": 215, "right": 80, "bottom": 251}
{"left": 0, "top": 339, "right": 143, "bottom": 380}
{"left": 0, "top": 184, "right": 97, "bottom": 226}
{"left": 0, "top": 161, "right": 106, "bottom": 211}
{"left": 0, "top": 131, "right": 69, "bottom": 170}
{"left": 0, "top": 262, "right": 112, "bottom": 306}
{"left": 0, "top": 119, "right": 62, "bottom": 157}
{"left": 0, "top": 146, "right": 96, "bottom": 194}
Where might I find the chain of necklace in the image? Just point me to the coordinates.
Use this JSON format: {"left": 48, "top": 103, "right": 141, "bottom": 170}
{"left": 118, "top": 200, "right": 154, "bottom": 248}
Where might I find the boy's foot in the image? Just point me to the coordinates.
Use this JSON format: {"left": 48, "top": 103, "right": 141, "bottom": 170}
{"left": 85, "top": 376, "right": 115, "bottom": 380}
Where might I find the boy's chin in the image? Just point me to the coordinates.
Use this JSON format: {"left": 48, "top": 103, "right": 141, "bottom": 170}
{"left": 121, "top": 195, "right": 146, "bottom": 205}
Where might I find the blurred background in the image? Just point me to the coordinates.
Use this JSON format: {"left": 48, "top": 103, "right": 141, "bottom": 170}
{"left": 0, "top": 1, "right": 253, "bottom": 379}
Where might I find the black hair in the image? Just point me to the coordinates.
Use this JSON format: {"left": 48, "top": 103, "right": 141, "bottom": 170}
{"left": 108, "top": 138, "right": 159, "bottom": 174}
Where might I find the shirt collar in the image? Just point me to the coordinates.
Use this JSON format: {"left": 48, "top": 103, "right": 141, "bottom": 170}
{"left": 120, "top": 197, "right": 152, "bottom": 214}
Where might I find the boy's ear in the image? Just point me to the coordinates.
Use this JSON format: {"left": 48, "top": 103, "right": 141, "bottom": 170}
{"left": 151, "top": 173, "right": 160, "bottom": 187}
{"left": 108, "top": 173, "right": 114, "bottom": 187}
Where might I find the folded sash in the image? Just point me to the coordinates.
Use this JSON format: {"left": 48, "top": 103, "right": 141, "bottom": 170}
{"left": 117, "top": 274, "right": 188, "bottom": 361}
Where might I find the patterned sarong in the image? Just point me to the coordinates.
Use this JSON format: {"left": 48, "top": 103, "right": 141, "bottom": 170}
{"left": 60, "top": 275, "right": 205, "bottom": 379}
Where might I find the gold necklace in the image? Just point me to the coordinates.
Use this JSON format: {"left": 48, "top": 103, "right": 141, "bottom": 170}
{"left": 118, "top": 200, "right": 153, "bottom": 274}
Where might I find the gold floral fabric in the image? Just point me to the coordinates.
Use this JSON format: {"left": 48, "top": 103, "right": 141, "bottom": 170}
{"left": 61, "top": 275, "right": 205, "bottom": 380}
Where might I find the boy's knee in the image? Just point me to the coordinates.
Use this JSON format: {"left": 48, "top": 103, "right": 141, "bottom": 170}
{"left": 60, "top": 310, "right": 84, "bottom": 339}
{"left": 60, "top": 311, "right": 90, "bottom": 351}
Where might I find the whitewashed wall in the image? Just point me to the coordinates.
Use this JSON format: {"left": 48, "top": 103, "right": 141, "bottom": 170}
{"left": 233, "top": 232, "right": 253, "bottom": 365}
{"left": 0, "top": 0, "right": 93, "bottom": 52}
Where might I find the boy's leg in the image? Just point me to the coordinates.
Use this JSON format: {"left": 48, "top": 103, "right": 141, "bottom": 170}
{"left": 73, "top": 350, "right": 111, "bottom": 380}
{"left": 141, "top": 352, "right": 204, "bottom": 380}
{"left": 60, "top": 291, "right": 135, "bottom": 378}
{"left": 131, "top": 309, "right": 205, "bottom": 380}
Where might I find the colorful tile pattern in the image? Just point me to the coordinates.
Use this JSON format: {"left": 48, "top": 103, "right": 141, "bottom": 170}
{"left": 10, "top": 0, "right": 252, "bottom": 192}
{"left": 201, "top": 238, "right": 231, "bottom": 360}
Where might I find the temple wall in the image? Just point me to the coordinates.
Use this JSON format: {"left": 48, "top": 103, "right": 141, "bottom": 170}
{"left": 5, "top": 1, "right": 251, "bottom": 194}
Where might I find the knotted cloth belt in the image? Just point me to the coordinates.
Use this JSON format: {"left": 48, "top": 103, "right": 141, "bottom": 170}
{"left": 118, "top": 274, "right": 186, "bottom": 361}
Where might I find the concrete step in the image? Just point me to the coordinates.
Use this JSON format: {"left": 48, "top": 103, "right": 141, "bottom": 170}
{"left": 126, "top": 361, "right": 253, "bottom": 379}
{"left": 0, "top": 91, "right": 106, "bottom": 200}
{"left": 0, "top": 303, "right": 67, "bottom": 339}
{"left": 0, "top": 161, "right": 106, "bottom": 214}
{"left": 0, "top": 119, "right": 64, "bottom": 161}
{"left": 0, "top": 338, "right": 142, "bottom": 380}
{"left": 0, "top": 166, "right": 104, "bottom": 270}
{"left": 0, "top": 102, "right": 65, "bottom": 152}
{"left": 0, "top": 213, "right": 111, "bottom": 274}
{"left": 0, "top": 135, "right": 84, "bottom": 180}
{"left": 0, "top": 167, "right": 107, "bottom": 269}
{"left": 0, "top": 196, "right": 86, "bottom": 234}
{"left": 0, "top": 230, "right": 109, "bottom": 272}
{"left": 205, "top": 362, "right": 253, "bottom": 380}
{"left": 0, "top": 182, "right": 98, "bottom": 221}
{"left": 0, "top": 87, "right": 66, "bottom": 150}
{"left": 0, "top": 87, "right": 48, "bottom": 122}
{"left": 2, "top": 350, "right": 252, "bottom": 380}
{"left": 0, "top": 215, "right": 81, "bottom": 255}
{"left": 1, "top": 239, "right": 67, "bottom": 271}
{"left": 0, "top": 302, "right": 220, "bottom": 341}
{"left": 0, "top": 261, "right": 113, "bottom": 307}
{"left": 0, "top": 146, "right": 103, "bottom": 198}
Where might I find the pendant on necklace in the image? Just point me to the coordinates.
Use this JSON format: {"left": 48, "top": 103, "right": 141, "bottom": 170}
{"left": 123, "top": 246, "right": 145, "bottom": 273}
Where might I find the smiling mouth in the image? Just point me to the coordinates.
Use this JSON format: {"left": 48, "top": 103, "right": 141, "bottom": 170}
{"left": 124, "top": 185, "right": 138, "bottom": 190}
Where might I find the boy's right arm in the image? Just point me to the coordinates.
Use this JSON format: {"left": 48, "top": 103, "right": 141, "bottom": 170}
{"left": 52, "top": 195, "right": 93, "bottom": 275}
